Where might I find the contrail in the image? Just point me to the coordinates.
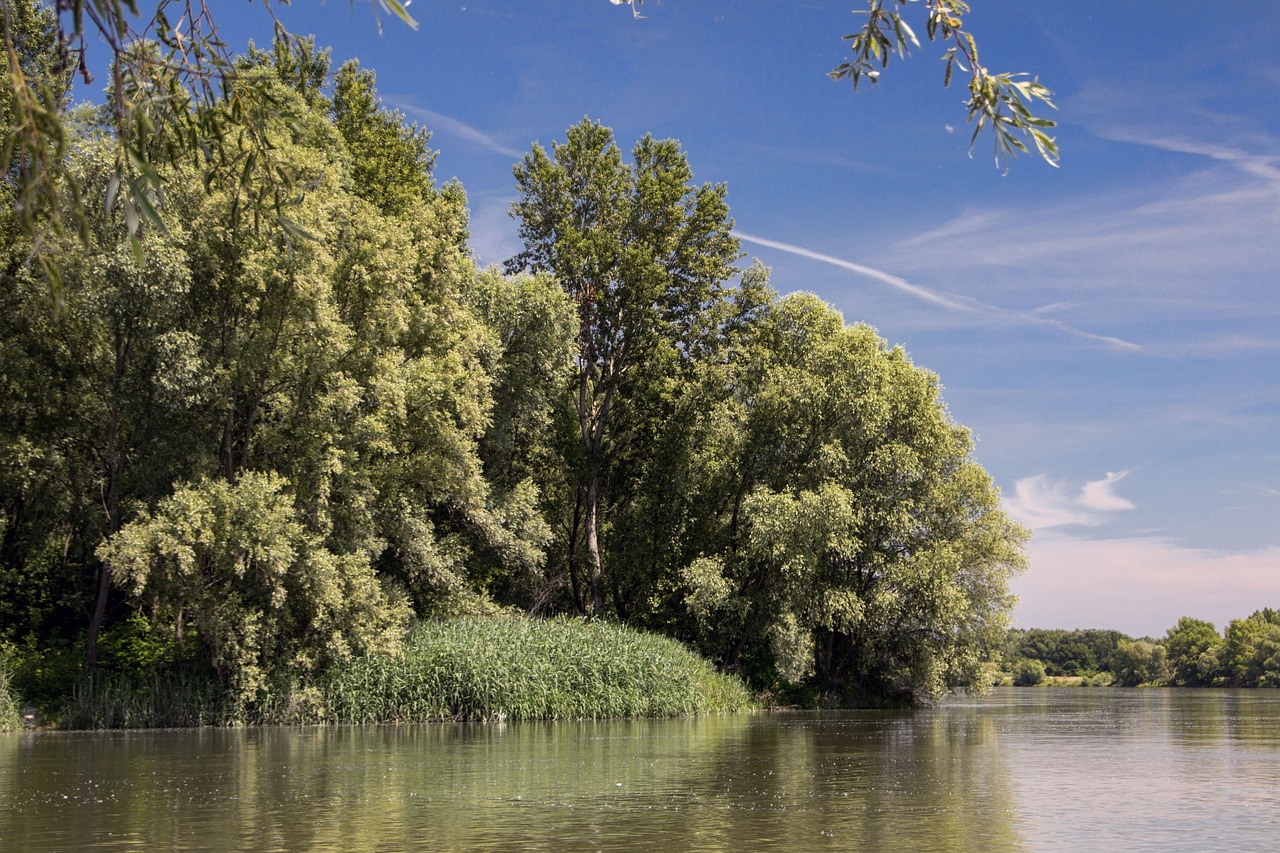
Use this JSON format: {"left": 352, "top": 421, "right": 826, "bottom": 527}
{"left": 735, "top": 230, "right": 1141, "bottom": 352}
{"left": 392, "top": 102, "right": 526, "bottom": 160}
{"left": 735, "top": 231, "right": 974, "bottom": 312}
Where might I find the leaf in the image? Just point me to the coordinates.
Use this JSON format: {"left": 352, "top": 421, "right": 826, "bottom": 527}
{"left": 378, "top": 0, "right": 420, "bottom": 32}
{"left": 105, "top": 174, "right": 120, "bottom": 215}
{"left": 125, "top": 144, "right": 162, "bottom": 185}
{"left": 125, "top": 175, "right": 169, "bottom": 235}
{"left": 128, "top": 233, "right": 145, "bottom": 267}
{"left": 123, "top": 198, "right": 139, "bottom": 236}
{"left": 277, "top": 215, "right": 318, "bottom": 243}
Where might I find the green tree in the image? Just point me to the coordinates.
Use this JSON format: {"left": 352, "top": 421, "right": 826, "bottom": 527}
{"left": 2, "top": 38, "right": 555, "bottom": 689}
{"left": 98, "top": 472, "right": 410, "bottom": 701}
{"left": 1221, "top": 610, "right": 1280, "bottom": 687}
{"left": 331, "top": 58, "right": 438, "bottom": 218}
{"left": 674, "top": 288, "right": 1026, "bottom": 703}
{"left": 506, "top": 118, "right": 740, "bottom": 616}
{"left": 1112, "top": 639, "right": 1169, "bottom": 687}
{"left": 1163, "top": 616, "right": 1222, "bottom": 687}
{"left": 1012, "top": 658, "right": 1045, "bottom": 687}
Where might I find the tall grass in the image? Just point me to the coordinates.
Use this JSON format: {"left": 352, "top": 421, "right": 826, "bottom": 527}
{"left": 0, "top": 664, "right": 22, "bottom": 731}
{"left": 321, "top": 617, "right": 755, "bottom": 723}
{"left": 53, "top": 617, "right": 753, "bottom": 728}
{"left": 61, "top": 670, "right": 242, "bottom": 729}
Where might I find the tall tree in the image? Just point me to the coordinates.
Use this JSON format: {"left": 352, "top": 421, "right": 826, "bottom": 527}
{"left": 675, "top": 289, "right": 1027, "bottom": 702}
{"left": 507, "top": 118, "right": 740, "bottom": 616}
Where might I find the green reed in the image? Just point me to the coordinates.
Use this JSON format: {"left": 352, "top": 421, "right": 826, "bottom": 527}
{"left": 45, "top": 617, "right": 752, "bottom": 728}
{"left": 0, "top": 664, "right": 22, "bottom": 731}
{"left": 320, "top": 617, "right": 755, "bottom": 723}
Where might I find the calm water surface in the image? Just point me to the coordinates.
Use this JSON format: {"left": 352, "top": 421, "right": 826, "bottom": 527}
{"left": 2, "top": 688, "right": 1279, "bottom": 851}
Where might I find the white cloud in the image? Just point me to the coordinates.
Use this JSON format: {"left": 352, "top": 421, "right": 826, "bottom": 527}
{"left": 1011, "top": 531, "right": 1280, "bottom": 637}
{"left": 1080, "top": 471, "right": 1136, "bottom": 513}
{"left": 1006, "top": 471, "right": 1135, "bottom": 530}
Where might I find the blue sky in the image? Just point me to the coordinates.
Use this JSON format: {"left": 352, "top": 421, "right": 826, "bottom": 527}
{"left": 199, "top": 1, "right": 1280, "bottom": 637}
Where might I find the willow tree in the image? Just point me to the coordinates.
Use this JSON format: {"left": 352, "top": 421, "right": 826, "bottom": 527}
{"left": 506, "top": 119, "right": 740, "bottom": 616}
{"left": 677, "top": 290, "right": 1027, "bottom": 703}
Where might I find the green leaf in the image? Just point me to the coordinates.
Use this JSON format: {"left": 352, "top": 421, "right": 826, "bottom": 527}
{"left": 276, "top": 215, "right": 318, "bottom": 243}
{"left": 105, "top": 174, "right": 120, "bottom": 215}
{"left": 378, "top": 0, "right": 420, "bottom": 31}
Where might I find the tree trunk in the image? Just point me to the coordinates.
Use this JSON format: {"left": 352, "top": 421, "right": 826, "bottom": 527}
{"left": 86, "top": 391, "right": 124, "bottom": 671}
{"left": 584, "top": 467, "right": 605, "bottom": 617}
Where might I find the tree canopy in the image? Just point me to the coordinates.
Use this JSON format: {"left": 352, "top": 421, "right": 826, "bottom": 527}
{"left": 2, "top": 20, "right": 1033, "bottom": 710}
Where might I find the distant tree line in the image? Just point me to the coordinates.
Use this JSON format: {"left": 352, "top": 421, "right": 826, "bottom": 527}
{"left": 1, "top": 9, "right": 1027, "bottom": 713}
{"left": 1005, "top": 609, "right": 1280, "bottom": 688}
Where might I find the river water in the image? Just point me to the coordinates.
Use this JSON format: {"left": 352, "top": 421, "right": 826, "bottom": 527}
{"left": 2, "top": 688, "right": 1278, "bottom": 851}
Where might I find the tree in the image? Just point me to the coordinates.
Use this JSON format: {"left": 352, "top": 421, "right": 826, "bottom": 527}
{"left": 1112, "top": 639, "right": 1169, "bottom": 687}
{"left": 98, "top": 472, "right": 410, "bottom": 701}
{"left": 2, "top": 38, "right": 556, "bottom": 686}
{"left": 674, "top": 288, "right": 1027, "bottom": 703}
{"left": 506, "top": 118, "right": 740, "bottom": 616}
{"left": 1012, "top": 658, "right": 1045, "bottom": 686}
{"left": 1220, "top": 610, "right": 1280, "bottom": 687}
{"left": 1163, "top": 616, "right": 1222, "bottom": 687}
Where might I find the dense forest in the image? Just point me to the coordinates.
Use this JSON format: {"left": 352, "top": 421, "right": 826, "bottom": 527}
{"left": 0, "top": 5, "right": 1030, "bottom": 718}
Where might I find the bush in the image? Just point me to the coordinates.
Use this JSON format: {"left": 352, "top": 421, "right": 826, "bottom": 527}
{"left": 1012, "top": 658, "right": 1046, "bottom": 686}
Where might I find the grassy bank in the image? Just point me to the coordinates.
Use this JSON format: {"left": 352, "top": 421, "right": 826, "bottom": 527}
{"left": 44, "top": 617, "right": 754, "bottom": 729}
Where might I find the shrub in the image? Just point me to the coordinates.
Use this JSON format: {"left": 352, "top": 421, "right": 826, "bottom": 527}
{"left": 1012, "top": 658, "right": 1046, "bottom": 686}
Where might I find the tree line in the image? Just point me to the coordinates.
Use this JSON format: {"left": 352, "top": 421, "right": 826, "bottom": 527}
{"left": 2, "top": 10, "right": 1026, "bottom": 710}
{"left": 1006, "top": 610, "right": 1280, "bottom": 688}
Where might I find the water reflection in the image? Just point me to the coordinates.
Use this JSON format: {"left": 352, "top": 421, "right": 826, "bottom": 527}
{"left": 2, "top": 689, "right": 1279, "bottom": 851}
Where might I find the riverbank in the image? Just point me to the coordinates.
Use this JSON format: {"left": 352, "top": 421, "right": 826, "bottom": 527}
{"left": 4, "top": 618, "right": 754, "bottom": 730}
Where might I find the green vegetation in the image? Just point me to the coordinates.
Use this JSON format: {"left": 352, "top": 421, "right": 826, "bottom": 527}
{"left": 3, "top": 12, "right": 1028, "bottom": 724}
{"left": 0, "top": 662, "right": 22, "bottom": 730}
{"left": 1011, "top": 658, "right": 1046, "bottom": 687}
{"left": 57, "top": 618, "right": 753, "bottom": 729}
{"left": 1003, "top": 610, "right": 1280, "bottom": 688}
{"left": 324, "top": 618, "right": 754, "bottom": 723}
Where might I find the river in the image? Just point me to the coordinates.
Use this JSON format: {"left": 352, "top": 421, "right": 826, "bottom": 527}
{"left": 2, "top": 688, "right": 1278, "bottom": 851}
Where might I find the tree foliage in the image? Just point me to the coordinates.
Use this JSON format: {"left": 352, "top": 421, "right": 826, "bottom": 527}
{"left": 666, "top": 286, "right": 1026, "bottom": 702}
{"left": 3, "top": 29, "right": 1032, "bottom": 709}
{"left": 506, "top": 118, "right": 741, "bottom": 616}
{"left": 1, "top": 37, "right": 565, "bottom": 700}
{"left": 828, "top": 0, "right": 1057, "bottom": 169}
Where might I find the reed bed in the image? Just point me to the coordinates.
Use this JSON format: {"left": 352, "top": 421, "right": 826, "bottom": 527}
{"left": 49, "top": 617, "right": 753, "bottom": 728}
{"left": 321, "top": 617, "right": 755, "bottom": 722}
{"left": 60, "top": 670, "right": 241, "bottom": 729}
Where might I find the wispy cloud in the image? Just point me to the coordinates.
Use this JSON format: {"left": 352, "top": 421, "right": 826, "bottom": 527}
{"left": 1090, "top": 132, "right": 1280, "bottom": 185}
{"left": 878, "top": 128, "right": 1280, "bottom": 311}
{"left": 735, "top": 231, "right": 1141, "bottom": 351}
{"left": 391, "top": 101, "right": 526, "bottom": 160}
{"left": 1012, "top": 531, "right": 1280, "bottom": 636}
{"left": 1006, "top": 471, "right": 1135, "bottom": 530}
{"left": 1080, "top": 471, "right": 1137, "bottom": 513}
